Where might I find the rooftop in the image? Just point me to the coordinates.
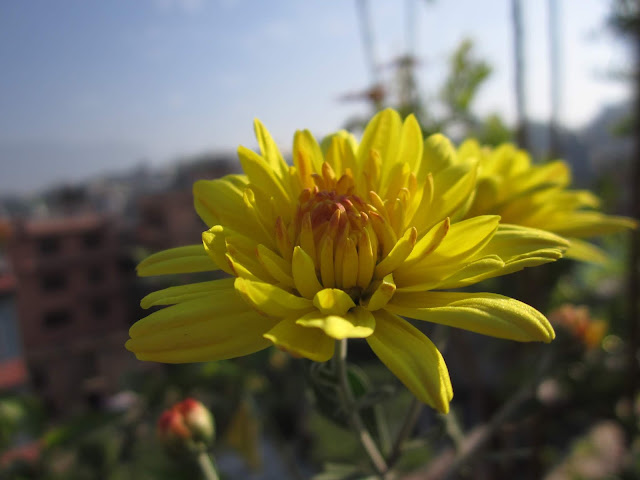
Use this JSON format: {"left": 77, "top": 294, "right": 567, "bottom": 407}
{"left": 14, "top": 215, "right": 107, "bottom": 237}
{"left": 0, "top": 357, "right": 27, "bottom": 390}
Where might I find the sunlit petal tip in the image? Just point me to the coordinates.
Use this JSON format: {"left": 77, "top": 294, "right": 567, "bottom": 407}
{"left": 564, "top": 238, "right": 609, "bottom": 264}
{"left": 127, "top": 294, "right": 277, "bottom": 363}
{"left": 296, "top": 307, "right": 375, "bottom": 340}
{"left": 292, "top": 246, "right": 323, "bottom": 298}
{"left": 374, "top": 227, "right": 417, "bottom": 279}
{"left": 136, "top": 245, "right": 218, "bottom": 277}
{"left": 264, "top": 318, "right": 335, "bottom": 362}
{"left": 362, "top": 273, "right": 396, "bottom": 311}
{"left": 140, "top": 278, "right": 235, "bottom": 310}
{"left": 387, "top": 291, "right": 555, "bottom": 343}
{"left": 367, "top": 311, "right": 452, "bottom": 413}
{"left": 234, "top": 277, "right": 314, "bottom": 318}
{"left": 313, "top": 288, "right": 356, "bottom": 316}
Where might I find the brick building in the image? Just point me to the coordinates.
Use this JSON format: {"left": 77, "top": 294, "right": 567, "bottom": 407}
{"left": 0, "top": 273, "right": 27, "bottom": 391}
{"left": 136, "top": 190, "right": 204, "bottom": 251}
{"left": 7, "top": 215, "right": 138, "bottom": 413}
{"left": 136, "top": 157, "right": 236, "bottom": 251}
{"left": 0, "top": 219, "right": 27, "bottom": 392}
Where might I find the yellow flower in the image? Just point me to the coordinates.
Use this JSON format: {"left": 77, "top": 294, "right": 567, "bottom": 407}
{"left": 127, "top": 109, "right": 566, "bottom": 413}
{"left": 450, "top": 140, "right": 637, "bottom": 263}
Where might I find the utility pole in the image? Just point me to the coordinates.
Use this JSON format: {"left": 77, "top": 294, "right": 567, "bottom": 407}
{"left": 548, "top": 0, "right": 562, "bottom": 158}
{"left": 511, "top": 0, "right": 529, "bottom": 149}
{"left": 355, "top": 0, "right": 383, "bottom": 111}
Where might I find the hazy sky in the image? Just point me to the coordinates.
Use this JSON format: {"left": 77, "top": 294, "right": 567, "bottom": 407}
{"left": 0, "top": 0, "right": 632, "bottom": 194}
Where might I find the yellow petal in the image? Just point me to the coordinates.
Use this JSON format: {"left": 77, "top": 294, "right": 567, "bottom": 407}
{"left": 234, "top": 277, "right": 314, "bottom": 317}
{"left": 357, "top": 228, "right": 375, "bottom": 289}
{"left": 404, "top": 172, "right": 433, "bottom": 227}
{"left": 225, "top": 253, "right": 262, "bottom": 281}
{"left": 480, "top": 223, "right": 568, "bottom": 253}
{"left": 357, "top": 108, "right": 402, "bottom": 180}
{"left": 299, "top": 212, "right": 317, "bottom": 265}
{"left": 543, "top": 212, "right": 637, "bottom": 238}
{"left": 324, "top": 134, "right": 344, "bottom": 176}
{"left": 387, "top": 291, "right": 555, "bottom": 342}
{"left": 137, "top": 245, "right": 218, "bottom": 277}
{"left": 296, "top": 307, "right": 375, "bottom": 339}
{"left": 426, "top": 162, "right": 478, "bottom": 229}
{"left": 242, "top": 187, "right": 280, "bottom": 246}
{"left": 381, "top": 155, "right": 410, "bottom": 204}
{"left": 396, "top": 114, "right": 424, "bottom": 175}
{"left": 479, "top": 143, "right": 528, "bottom": 178}
{"left": 403, "top": 217, "right": 450, "bottom": 265}
{"left": 457, "top": 138, "right": 481, "bottom": 163}
{"left": 319, "top": 234, "right": 336, "bottom": 288}
{"left": 433, "top": 255, "right": 505, "bottom": 289}
{"left": 476, "top": 224, "right": 569, "bottom": 275}
{"left": 127, "top": 309, "right": 277, "bottom": 363}
{"left": 127, "top": 286, "right": 280, "bottom": 363}
{"left": 294, "top": 129, "right": 325, "bottom": 184}
{"left": 130, "top": 286, "right": 246, "bottom": 337}
{"left": 324, "top": 131, "right": 357, "bottom": 177}
{"left": 253, "top": 117, "right": 289, "bottom": 180}
{"left": 563, "top": 238, "right": 609, "bottom": 264}
{"left": 202, "top": 226, "right": 235, "bottom": 275}
{"left": 361, "top": 273, "right": 396, "bottom": 311}
{"left": 395, "top": 216, "right": 500, "bottom": 288}
{"left": 264, "top": 317, "right": 334, "bottom": 362}
{"left": 511, "top": 160, "right": 571, "bottom": 191}
{"left": 424, "top": 215, "right": 500, "bottom": 264}
{"left": 374, "top": 227, "right": 417, "bottom": 279}
{"left": 292, "top": 246, "right": 323, "bottom": 299}
{"left": 369, "top": 210, "right": 397, "bottom": 258}
{"left": 141, "top": 278, "right": 235, "bottom": 309}
{"left": 499, "top": 253, "right": 565, "bottom": 276}
{"left": 193, "top": 175, "right": 246, "bottom": 227}
{"left": 225, "top": 243, "right": 272, "bottom": 282}
{"left": 465, "top": 176, "right": 500, "bottom": 218}
{"left": 313, "top": 288, "right": 356, "bottom": 316}
{"left": 193, "top": 176, "right": 245, "bottom": 227}
{"left": 418, "top": 133, "right": 456, "bottom": 180}
{"left": 342, "top": 237, "right": 359, "bottom": 289}
{"left": 256, "top": 244, "right": 295, "bottom": 288}
{"left": 238, "top": 145, "right": 292, "bottom": 217}
{"left": 367, "top": 310, "right": 452, "bottom": 413}
{"left": 194, "top": 177, "right": 275, "bottom": 247}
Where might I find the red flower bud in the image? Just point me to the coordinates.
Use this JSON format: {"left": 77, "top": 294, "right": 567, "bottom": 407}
{"left": 177, "top": 398, "right": 215, "bottom": 444}
{"left": 157, "top": 398, "right": 215, "bottom": 454}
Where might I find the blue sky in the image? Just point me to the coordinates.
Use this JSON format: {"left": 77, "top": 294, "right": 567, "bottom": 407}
{"left": 0, "top": 0, "right": 631, "bottom": 194}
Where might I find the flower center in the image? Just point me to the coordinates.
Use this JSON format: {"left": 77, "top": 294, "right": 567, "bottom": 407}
{"left": 287, "top": 163, "right": 383, "bottom": 296}
{"left": 297, "top": 188, "right": 368, "bottom": 243}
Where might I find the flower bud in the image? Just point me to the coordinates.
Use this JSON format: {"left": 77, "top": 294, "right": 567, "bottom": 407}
{"left": 549, "top": 304, "right": 607, "bottom": 350}
{"left": 176, "top": 398, "right": 215, "bottom": 445}
{"left": 157, "top": 398, "right": 215, "bottom": 454}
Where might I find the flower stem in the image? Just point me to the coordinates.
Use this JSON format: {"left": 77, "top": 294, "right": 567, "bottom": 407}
{"left": 335, "top": 339, "right": 389, "bottom": 477}
{"left": 386, "top": 396, "right": 423, "bottom": 469}
{"left": 196, "top": 450, "right": 220, "bottom": 480}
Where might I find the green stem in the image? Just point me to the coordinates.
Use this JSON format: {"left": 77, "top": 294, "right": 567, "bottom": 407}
{"left": 386, "top": 396, "right": 423, "bottom": 469}
{"left": 334, "top": 339, "right": 389, "bottom": 477}
{"left": 196, "top": 449, "right": 220, "bottom": 480}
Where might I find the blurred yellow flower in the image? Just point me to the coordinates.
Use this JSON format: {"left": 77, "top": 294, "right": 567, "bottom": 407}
{"left": 451, "top": 141, "right": 637, "bottom": 262}
{"left": 127, "top": 109, "right": 565, "bottom": 413}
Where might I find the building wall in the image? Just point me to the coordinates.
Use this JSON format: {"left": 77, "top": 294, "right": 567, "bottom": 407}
{"left": 0, "top": 295, "right": 20, "bottom": 362}
{"left": 136, "top": 190, "right": 206, "bottom": 251}
{"left": 8, "top": 216, "right": 137, "bottom": 413}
